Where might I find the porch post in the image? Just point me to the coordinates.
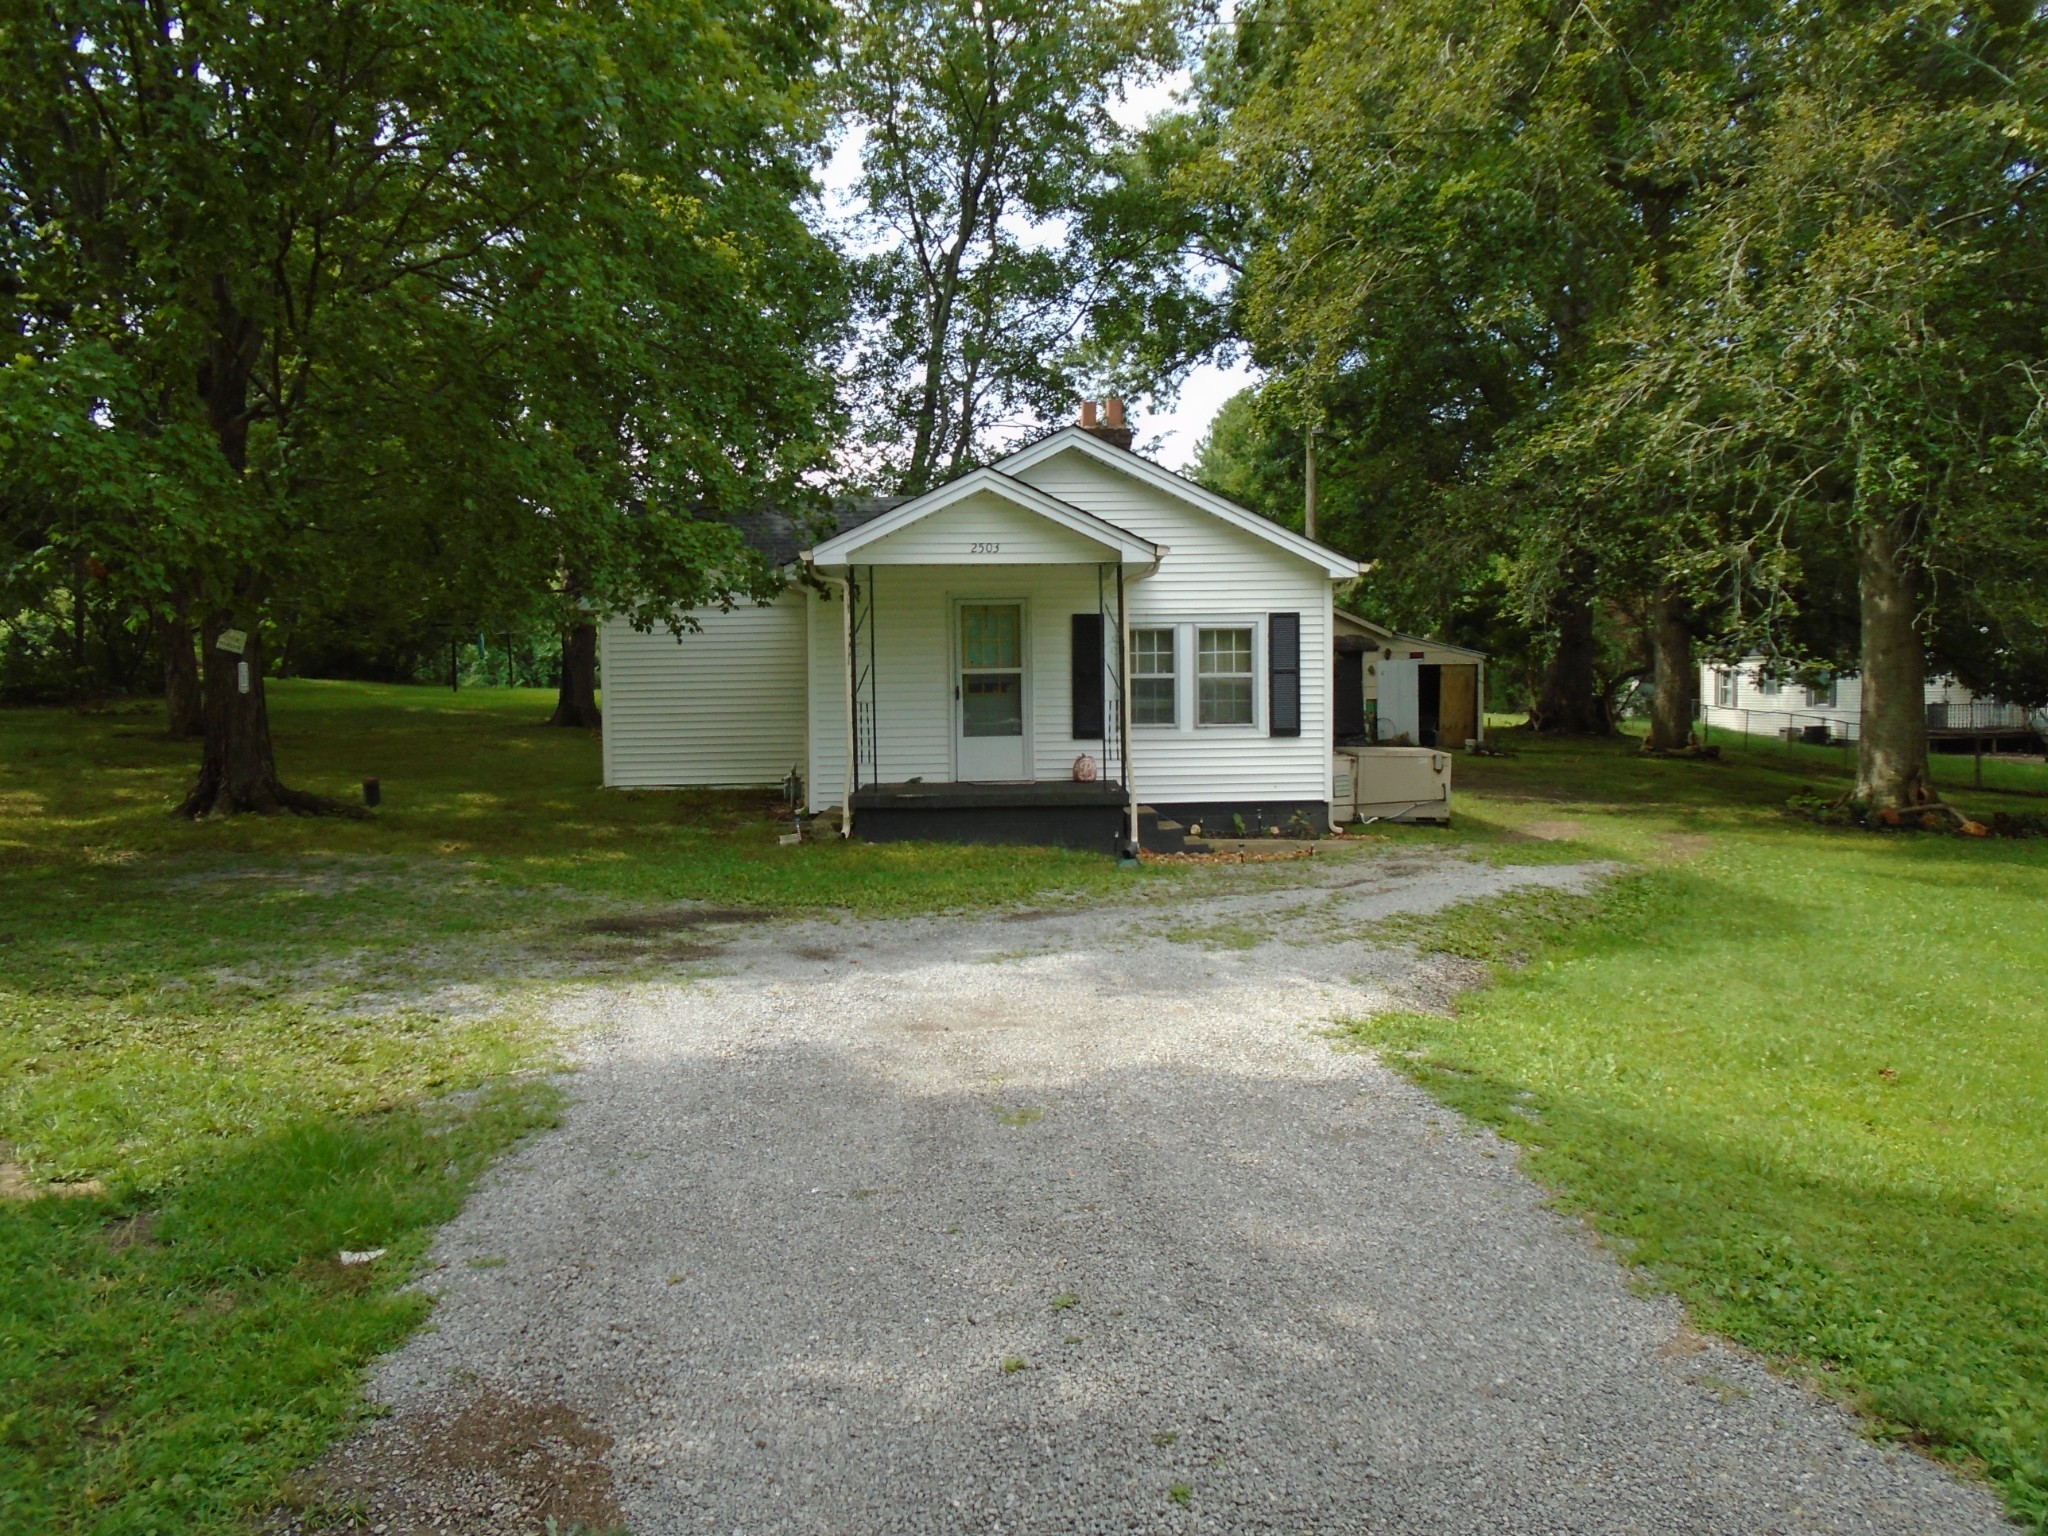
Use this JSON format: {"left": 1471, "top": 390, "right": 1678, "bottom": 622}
{"left": 1119, "top": 564, "right": 1138, "bottom": 854}
{"left": 842, "top": 569, "right": 858, "bottom": 835}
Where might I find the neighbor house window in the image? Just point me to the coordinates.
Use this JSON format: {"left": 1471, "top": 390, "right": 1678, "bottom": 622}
{"left": 1132, "top": 627, "right": 1176, "bottom": 725}
{"left": 1756, "top": 671, "right": 1780, "bottom": 697}
{"left": 1197, "top": 627, "right": 1255, "bottom": 725}
{"left": 1806, "top": 676, "right": 1838, "bottom": 708}
{"left": 1714, "top": 669, "right": 1736, "bottom": 708}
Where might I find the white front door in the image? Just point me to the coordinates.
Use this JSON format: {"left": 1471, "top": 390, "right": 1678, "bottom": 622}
{"left": 956, "top": 601, "right": 1029, "bottom": 781}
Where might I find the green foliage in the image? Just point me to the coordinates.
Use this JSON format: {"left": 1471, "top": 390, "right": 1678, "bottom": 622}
{"left": 0, "top": 0, "right": 847, "bottom": 789}
{"left": 1349, "top": 730, "right": 2048, "bottom": 1526}
{"left": 832, "top": 0, "right": 1178, "bottom": 490}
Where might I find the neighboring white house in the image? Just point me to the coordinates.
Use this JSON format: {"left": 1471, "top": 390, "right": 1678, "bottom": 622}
{"left": 598, "top": 409, "right": 1370, "bottom": 849}
{"left": 1700, "top": 657, "right": 2044, "bottom": 746}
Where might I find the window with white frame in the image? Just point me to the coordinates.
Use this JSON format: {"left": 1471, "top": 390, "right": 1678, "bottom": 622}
{"left": 1197, "top": 627, "right": 1255, "bottom": 725}
{"left": 1806, "top": 675, "right": 1837, "bottom": 708}
{"left": 1131, "top": 627, "right": 1176, "bottom": 725}
{"left": 1756, "top": 670, "right": 1780, "bottom": 697}
{"left": 1714, "top": 669, "right": 1736, "bottom": 708}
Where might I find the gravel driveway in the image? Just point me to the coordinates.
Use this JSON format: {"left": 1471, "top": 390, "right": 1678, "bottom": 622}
{"left": 312, "top": 848, "right": 2009, "bottom": 1535}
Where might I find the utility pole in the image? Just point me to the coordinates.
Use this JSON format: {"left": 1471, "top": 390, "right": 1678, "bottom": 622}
{"left": 1304, "top": 426, "right": 1319, "bottom": 541}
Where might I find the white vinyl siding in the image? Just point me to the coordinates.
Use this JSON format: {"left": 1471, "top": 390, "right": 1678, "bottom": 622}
{"left": 1012, "top": 451, "right": 1333, "bottom": 806}
{"left": 600, "top": 596, "right": 806, "bottom": 788}
{"left": 853, "top": 488, "right": 1120, "bottom": 565}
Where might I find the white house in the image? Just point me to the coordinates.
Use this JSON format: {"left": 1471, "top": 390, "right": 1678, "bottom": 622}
{"left": 1700, "top": 657, "right": 2044, "bottom": 747}
{"left": 598, "top": 408, "right": 1370, "bottom": 849}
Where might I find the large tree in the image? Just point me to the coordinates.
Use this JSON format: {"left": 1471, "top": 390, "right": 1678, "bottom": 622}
{"left": 1119, "top": 0, "right": 1770, "bottom": 730}
{"left": 1552, "top": 1, "right": 2048, "bottom": 805}
{"left": 0, "top": 0, "right": 843, "bottom": 811}
{"left": 832, "top": 0, "right": 1176, "bottom": 491}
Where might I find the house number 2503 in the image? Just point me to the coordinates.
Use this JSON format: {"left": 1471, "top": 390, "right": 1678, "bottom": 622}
{"left": 969, "top": 541, "right": 1001, "bottom": 555}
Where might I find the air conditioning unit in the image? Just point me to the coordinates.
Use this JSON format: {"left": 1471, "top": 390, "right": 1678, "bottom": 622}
{"left": 1334, "top": 746, "right": 1451, "bottom": 825}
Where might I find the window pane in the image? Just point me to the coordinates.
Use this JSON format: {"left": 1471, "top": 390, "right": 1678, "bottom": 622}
{"left": 962, "top": 673, "right": 1023, "bottom": 736}
{"left": 1134, "top": 676, "right": 1175, "bottom": 725}
{"left": 1133, "top": 628, "right": 1174, "bottom": 675}
{"left": 1198, "top": 627, "right": 1253, "bottom": 677}
{"left": 1196, "top": 628, "right": 1253, "bottom": 724}
{"left": 961, "top": 604, "right": 1020, "bottom": 669}
{"left": 1199, "top": 676, "right": 1253, "bottom": 725}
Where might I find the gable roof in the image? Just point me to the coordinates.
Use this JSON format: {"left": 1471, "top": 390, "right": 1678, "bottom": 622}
{"left": 1334, "top": 609, "right": 1489, "bottom": 660}
{"left": 996, "top": 426, "right": 1366, "bottom": 580}
{"left": 803, "top": 466, "right": 1164, "bottom": 566}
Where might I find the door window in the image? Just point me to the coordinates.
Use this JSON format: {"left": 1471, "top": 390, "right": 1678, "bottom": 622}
{"left": 961, "top": 604, "right": 1024, "bottom": 738}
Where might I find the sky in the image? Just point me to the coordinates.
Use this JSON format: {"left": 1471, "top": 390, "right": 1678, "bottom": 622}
{"left": 814, "top": 64, "right": 1258, "bottom": 474}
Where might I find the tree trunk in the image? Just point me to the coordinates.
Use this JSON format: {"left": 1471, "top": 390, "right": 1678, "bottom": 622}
{"left": 1852, "top": 514, "right": 1934, "bottom": 810}
{"left": 549, "top": 620, "right": 602, "bottom": 728}
{"left": 1643, "top": 589, "right": 1697, "bottom": 752}
{"left": 1529, "top": 559, "right": 1611, "bottom": 734}
{"left": 177, "top": 283, "right": 337, "bottom": 815}
{"left": 180, "top": 612, "right": 281, "bottom": 815}
{"left": 155, "top": 601, "right": 203, "bottom": 740}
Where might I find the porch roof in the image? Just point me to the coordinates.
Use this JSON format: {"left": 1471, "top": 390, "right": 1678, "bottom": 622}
{"left": 801, "top": 466, "right": 1164, "bottom": 569}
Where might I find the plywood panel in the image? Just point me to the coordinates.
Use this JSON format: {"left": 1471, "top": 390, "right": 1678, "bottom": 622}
{"left": 1439, "top": 664, "right": 1479, "bottom": 746}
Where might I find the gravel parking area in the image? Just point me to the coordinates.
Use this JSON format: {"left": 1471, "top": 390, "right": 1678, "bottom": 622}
{"left": 310, "top": 848, "right": 2010, "bottom": 1534}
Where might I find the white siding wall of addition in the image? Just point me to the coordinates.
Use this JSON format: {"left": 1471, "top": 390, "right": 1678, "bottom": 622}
{"left": 1011, "top": 450, "right": 1334, "bottom": 805}
{"left": 854, "top": 489, "right": 1121, "bottom": 565}
{"left": 804, "top": 563, "right": 1118, "bottom": 810}
{"left": 599, "top": 596, "right": 808, "bottom": 789}
{"left": 805, "top": 583, "right": 847, "bottom": 810}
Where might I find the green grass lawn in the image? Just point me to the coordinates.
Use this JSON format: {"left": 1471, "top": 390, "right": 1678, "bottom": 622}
{"left": 1353, "top": 728, "right": 2048, "bottom": 1527}
{"left": 5, "top": 682, "right": 2045, "bottom": 1531}
{"left": 0, "top": 680, "right": 1174, "bottom": 1534}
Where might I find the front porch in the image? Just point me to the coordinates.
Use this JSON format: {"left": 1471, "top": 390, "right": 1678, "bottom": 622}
{"left": 803, "top": 465, "right": 1164, "bottom": 850}
{"left": 848, "top": 779, "right": 1130, "bottom": 849}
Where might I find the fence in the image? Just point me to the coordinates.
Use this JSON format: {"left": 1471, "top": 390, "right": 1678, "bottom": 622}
{"left": 1705, "top": 706, "right": 2047, "bottom": 793}
{"left": 1706, "top": 708, "right": 1860, "bottom": 753}
{"left": 1927, "top": 700, "right": 2035, "bottom": 733}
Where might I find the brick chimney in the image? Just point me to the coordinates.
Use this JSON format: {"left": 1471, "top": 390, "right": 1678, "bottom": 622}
{"left": 1077, "top": 397, "right": 1134, "bottom": 451}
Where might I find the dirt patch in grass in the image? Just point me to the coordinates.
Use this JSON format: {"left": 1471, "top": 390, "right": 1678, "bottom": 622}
{"left": 571, "top": 905, "right": 772, "bottom": 936}
{"left": 1518, "top": 818, "right": 1586, "bottom": 842}
{"left": 1655, "top": 831, "right": 1717, "bottom": 860}
{"left": 0, "top": 1161, "right": 106, "bottom": 1200}
{"left": 283, "top": 1385, "right": 623, "bottom": 1535}
{"left": 102, "top": 1211, "right": 162, "bottom": 1251}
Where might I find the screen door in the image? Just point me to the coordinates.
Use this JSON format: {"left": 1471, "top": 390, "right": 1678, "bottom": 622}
{"left": 956, "top": 602, "right": 1028, "bottom": 781}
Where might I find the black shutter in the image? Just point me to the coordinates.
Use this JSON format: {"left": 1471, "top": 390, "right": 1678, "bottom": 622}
{"left": 1071, "top": 613, "right": 1104, "bottom": 739}
{"left": 1269, "top": 612, "right": 1301, "bottom": 737}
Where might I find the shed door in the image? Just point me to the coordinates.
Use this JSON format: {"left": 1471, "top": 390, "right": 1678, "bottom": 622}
{"left": 1439, "top": 664, "right": 1479, "bottom": 746}
{"left": 1377, "top": 659, "right": 1421, "bottom": 744}
{"left": 956, "top": 602, "right": 1029, "bottom": 781}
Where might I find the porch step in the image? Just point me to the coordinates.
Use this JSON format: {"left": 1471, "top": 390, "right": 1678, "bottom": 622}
{"left": 1135, "top": 804, "right": 1199, "bottom": 855}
